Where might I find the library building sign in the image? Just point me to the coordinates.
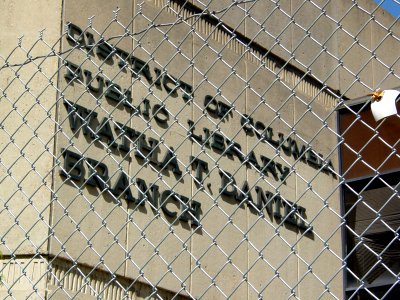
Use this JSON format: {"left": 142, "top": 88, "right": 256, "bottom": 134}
{"left": 48, "top": 3, "right": 342, "bottom": 297}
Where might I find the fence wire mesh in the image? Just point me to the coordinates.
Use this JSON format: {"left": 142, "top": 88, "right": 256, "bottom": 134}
{"left": 0, "top": 0, "right": 399, "bottom": 299}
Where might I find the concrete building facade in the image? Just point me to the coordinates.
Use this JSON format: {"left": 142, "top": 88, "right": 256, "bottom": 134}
{"left": 0, "top": 0, "right": 398, "bottom": 299}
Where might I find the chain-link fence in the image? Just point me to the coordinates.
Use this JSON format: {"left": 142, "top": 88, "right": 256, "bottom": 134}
{"left": 0, "top": 0, "right": 399, "bottom": 299}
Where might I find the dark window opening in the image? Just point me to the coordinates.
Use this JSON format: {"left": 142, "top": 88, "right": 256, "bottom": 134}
{"left": 339, "top": 98, "right": 400, "bottom": 299}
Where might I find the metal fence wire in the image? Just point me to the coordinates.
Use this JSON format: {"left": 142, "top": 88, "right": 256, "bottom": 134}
{"left": 0, "top": 0, "right": 399, "bottom": 299}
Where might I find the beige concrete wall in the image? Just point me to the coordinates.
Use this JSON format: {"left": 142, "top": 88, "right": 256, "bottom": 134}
{"left": 0, "top": 258, "right": 48, "bottom": 299}
{"left": 0, "top": 2, "right": 62, "bottom": 298}
{"left": 47, "top": 258, "right": 190, "bottom": 299}
{"left": 198, "top": 0, "right": 399, "bottom": 99}
{"left": 51, "top": 1, "right": 344, "bottom": 298}
{"left": 49, "top": 0, "right": 133, "bottom": 279}
{"left": 0, "top": 0, "right": 62, "bottom": 256}
{"left": 0, "top": 257, "right": 189, "bottom": 299}
{"left": 1, "top": 0, "right": 397, "bottom": 299}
